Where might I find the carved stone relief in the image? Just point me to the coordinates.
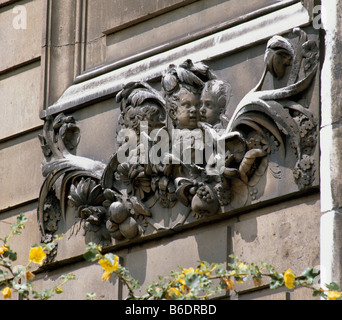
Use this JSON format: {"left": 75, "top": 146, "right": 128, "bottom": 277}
{"left": 38, "top": 28, "right": 319, "bottom": 248}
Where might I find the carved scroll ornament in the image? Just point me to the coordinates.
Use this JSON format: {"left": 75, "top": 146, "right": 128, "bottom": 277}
{"left": 38, "top": 29, "right": 319, "bottom": 246}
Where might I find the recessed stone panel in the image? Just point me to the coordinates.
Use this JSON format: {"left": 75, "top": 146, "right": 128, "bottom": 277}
{"left": 0, "top": 61, "right": 42, "bottom": 140}
{"left": 85, "top": 0, "right": 292, "bottom": 70}
{"left": 0, "top": 133, "right": 44, "bottom": 211}
{"left": 0, "top": 0, "right": 43, "bottom": 73}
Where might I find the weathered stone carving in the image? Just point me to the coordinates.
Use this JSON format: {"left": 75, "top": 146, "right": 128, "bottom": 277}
{"left": 38, "top": 28, "right": 319, "bottom": 246}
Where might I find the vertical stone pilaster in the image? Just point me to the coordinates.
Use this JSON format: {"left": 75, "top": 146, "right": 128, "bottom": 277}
{"left": 320, "top": 0, "right": 342, "bottom": 288}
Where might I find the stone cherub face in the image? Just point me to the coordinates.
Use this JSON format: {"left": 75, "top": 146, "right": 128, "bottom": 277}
{"left": 167, "top": 86, "right": 201, "bottom": 130}
{"left": 200, "top": 80, "right": 231, "bottom": 127}
{"left": 162, "top": 59, "right": 216, "bottom": 130}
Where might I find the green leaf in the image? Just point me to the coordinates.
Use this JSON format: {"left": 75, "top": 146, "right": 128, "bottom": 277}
{"left": 83, "top": 250, "right": 98, "bottom": 262}
{"left": 61, "top": 273, "right": 76, "bottom": 281}
{"left": 86, "top": 292, "right": 97, "bottom": 300}
{"left": 84, "top": 243, "right": 102, "bottom": 262}
{"left": 326, "top": 282, "right": 340, "bottom": 291}
{"left": 4, "top": 249, "right": 17, "bottom": 261}
{"left": 2, "top": 259, "right": 12, "bottom": 268}
{"left": 301, "top": 267, "right": 320, "bottom": 284}
{"left": 269, "top": 276, "right": 284, "bottom": 290}
{"left": 186, "top": 273, "right": 201, "bottom": 290}
{"left": 34, "top": 288, "right": 54, "bottom": 300}
{"left": 45, "top": 242, "right": 57, "bottom": 252}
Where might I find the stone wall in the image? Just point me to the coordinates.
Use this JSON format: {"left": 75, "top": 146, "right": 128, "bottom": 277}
{"left": 0, "top": 0, "right": 323, "bottom": 300}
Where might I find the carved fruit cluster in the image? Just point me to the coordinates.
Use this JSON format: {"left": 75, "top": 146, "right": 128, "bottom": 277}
{"left": 191, "top": 184, "right": 220, "bottom": 218}
{"left": 107, "top": 201, "right": 139, "bottom": 240}
{"left": 103, "top": 189, "right": 151, "bottom": 241}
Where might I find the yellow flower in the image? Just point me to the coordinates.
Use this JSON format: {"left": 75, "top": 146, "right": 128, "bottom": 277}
{"left": 222, "top": 277, "right": 235, "bottom": 291}
{"left": 0, "top": 246, "right": 8, "bottom": 255}
{"left": 101, "top": 271, "right": 112, "bottom": 281}
{"left": 195, "top": 267, "right": 211, "bottom": 277}
{"left": 99, "top": 254, "right": 119, "bottom": 281}
{"left": 183, "top": 267, "right": 195, "bottom": 274}
{"left": 177, "top": 274, "right": 186, "bottom": 285}
{"left": 228, "top": 269, "right": 245, "bottom": 283}
{"left": 55, "top": 286, "right": 64, "bottom": 294}
{"left": 167, "top": 287, "right": 181, "bottom": 298}
{"left": 238, "top": 262, "right": 249, "bottom": 270}
{"left": 284, "top": 269, "right": 296, "bottom": 289}
{"left": 176, "top": 274, "right": 189, "bottom": 293}
{"left": 29, "top": 246, "right": 47, "bottom": 265}
{"left": 328, "top": 291, "right": 342, "bottom": 300}
{"left": 2, "top": 287, "right": 12, "bottom": 299}
{"left": 99, "top": 255, "right": 119, "bottom": 273}
{"left": 180, "top": 284, "right": 187, "bottom": 293}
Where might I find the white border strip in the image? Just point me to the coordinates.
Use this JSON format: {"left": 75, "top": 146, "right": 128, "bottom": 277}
{"left": 320, "top": 0, "right": 338, "bottom": 289}
{"left": 43, "top": 2, "right": 310, "bottom": 117}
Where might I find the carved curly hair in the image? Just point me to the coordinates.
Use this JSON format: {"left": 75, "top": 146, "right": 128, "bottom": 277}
{"left": 161, "top": 59, "right": 216, "bottom": 126}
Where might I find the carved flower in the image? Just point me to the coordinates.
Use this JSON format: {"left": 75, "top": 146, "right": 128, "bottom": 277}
{"left": 117, "top": 163, "right": 151, "bottom": 200}
{"left": 300, "top": 155, "right": 313, "bottom": 171}
{"left": 264, "top": 134, "right": 279, "bottom": 154}
{"left": 69, "top": 178, "right": 104, "bottom": 207}
{"left": 302, "top": 135, "right": 316, "bottom": 148}
{"left": 246, "top": 137, "right": 262, "bottom": 150}
{"left": 43, "top": 203, "right": 61, "bottom": 233}
{"left": 301, "top": 173, "right": 312, "bottom": 186}
{"left": 300, "top": 127, "right": 308, "bottom": 138}
{"left": 132, "top": 172, "right": 151, "bottom": 199}
{"left": 293, "top": 159, "right": 313, "bottom": 188}
{"left": 68, "top": 178, "right": 106, "bottom": 227}
{"left": 304, "top": 120, "right": 314, "bottom": 131}
{"left": 68, "top": 178, "right": 105, "bottom": 217}
{"left": 293, "top": 167, "right": 301, "bottom": 180}
{"left": 151, "top": 175, "right": 177, "bottom": 208}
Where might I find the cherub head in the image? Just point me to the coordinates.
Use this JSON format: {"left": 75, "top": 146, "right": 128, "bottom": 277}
{"left": 116, "top": 81, "right": 166, "bottom": 134}
{"left": 200, "top": 80, "right": 231, "bottom": 127}
{"left": 161, "top": 59, "right": 216, "bottom": 130}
